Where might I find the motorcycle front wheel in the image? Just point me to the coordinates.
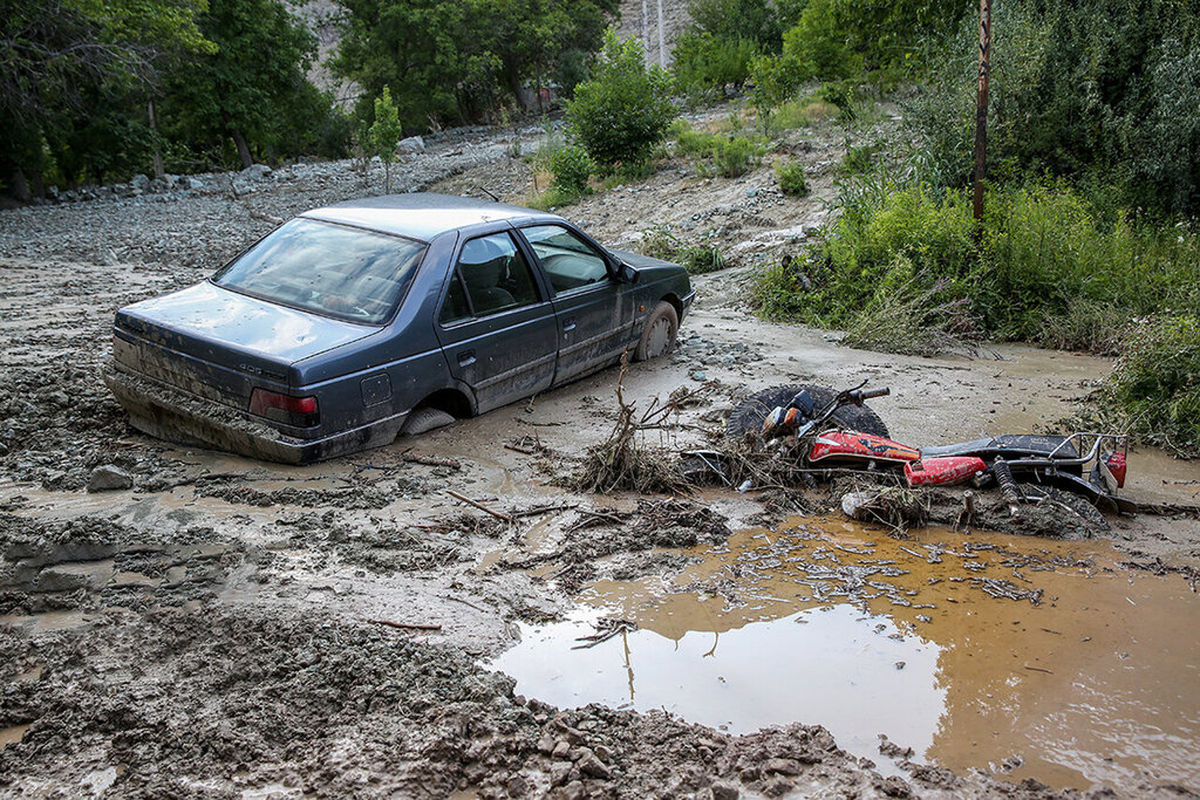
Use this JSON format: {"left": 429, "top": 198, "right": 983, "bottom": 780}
{"left": 726, "top": 384, "right": 890, "bottom": 441}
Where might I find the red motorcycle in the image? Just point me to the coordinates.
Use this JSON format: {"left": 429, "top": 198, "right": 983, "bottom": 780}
{"left": 687, "top": 383, "right": 1133, "bottom": 531}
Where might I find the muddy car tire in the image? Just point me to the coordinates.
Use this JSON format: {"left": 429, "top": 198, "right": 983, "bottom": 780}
{"left": 1019, "top": 483, "right": 1110, "bottom": 537}
{"left": 635, "top": 301, "right": 679, "bottom": 361}
{"left": 726, "top": 384, "right": 890, "bottom": 441}
{"left": 401, "top": 407, "right": 456, "bottom": 436}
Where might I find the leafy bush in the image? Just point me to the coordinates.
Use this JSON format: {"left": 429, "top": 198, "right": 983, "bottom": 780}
{"left": 675, "top": 126, "right": 766, "bottom": 178}
{"left": 754, "top": 179, "right": 1200, "bottom": 349}
{"left": 841, "top": 271, "right": 977, "bottom": 356}
{"left": 639, "top": 225, "right": 727, "bottom": 274}
{"left": 565, "top": 29, "right": 676, "bottom": 168}
{"left": 547, "top": 143, "right": 594, "bottom": 198}
{"left": 1088, "top": 316, "right": 1200, "bottom": 458}
{"left": 774, "top": 159, "right": 807, "bottom": 196}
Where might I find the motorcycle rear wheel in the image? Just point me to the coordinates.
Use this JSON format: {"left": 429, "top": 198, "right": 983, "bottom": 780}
{"left": 1018, "top": 483, "right": 1110, "bottom": 536}
{"left": 725, "top": 384, "right": 890, "bottom": 441}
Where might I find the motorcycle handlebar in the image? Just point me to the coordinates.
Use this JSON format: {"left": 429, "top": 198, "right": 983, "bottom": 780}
{"left": 854, "top": 387, "right": 890, "bottom": 402}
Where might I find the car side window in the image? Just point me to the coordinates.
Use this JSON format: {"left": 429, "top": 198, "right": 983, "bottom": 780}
{"left": 521, "top": 224, "right": 610, "bottom": 295}
{"left": 438, "top": 272, "right": 471, "bottom": 325}
{"left": 443, "top": 232, "right": 540, "bottom": 322}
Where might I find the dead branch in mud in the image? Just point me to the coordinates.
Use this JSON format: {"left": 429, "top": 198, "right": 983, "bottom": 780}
{"left": 569, "top": 355, "right": 691, "bottom": 494}
{"left": 445, "top": 490, "right": 515, "bottom": 522}
{"left": 401, "top": 450, "right": 462, "bottom": 469}
{"left": 368, "top": 619, "right": 443, "bottom": 632}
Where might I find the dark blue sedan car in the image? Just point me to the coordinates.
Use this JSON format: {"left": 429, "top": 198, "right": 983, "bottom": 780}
{"left": 104, "top": 193, "right": 694, "bottom": 464}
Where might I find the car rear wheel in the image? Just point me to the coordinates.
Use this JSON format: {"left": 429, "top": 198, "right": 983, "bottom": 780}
{"left": 635, "top": 301, "right": 679, "bottom": 361}
{"left": 401, "top": 407, "right": 456, "bottom": 436}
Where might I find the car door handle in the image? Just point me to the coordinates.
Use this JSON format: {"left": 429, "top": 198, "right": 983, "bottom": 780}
{"left": 562, "top": 318, "right": 577, "bottom": 332}
{"left": 457, "top": 350, "right": 476, "bottom": 367}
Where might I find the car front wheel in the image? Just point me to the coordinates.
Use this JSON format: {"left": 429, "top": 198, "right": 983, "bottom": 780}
{"left": 635, "top": 301, "right": 679, "bottom": 361}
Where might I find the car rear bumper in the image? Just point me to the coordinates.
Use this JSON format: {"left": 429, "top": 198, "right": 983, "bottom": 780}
{"left": 104, "top": 363, "right": 406, "bottom": 465}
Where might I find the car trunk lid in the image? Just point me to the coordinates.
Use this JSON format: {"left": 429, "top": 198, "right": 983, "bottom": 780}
{"left": 112, "top": 281, "right": 378, "bottom": 408}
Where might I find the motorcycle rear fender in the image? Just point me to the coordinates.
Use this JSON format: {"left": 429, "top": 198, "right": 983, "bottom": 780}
{"left": 905, "top": 456, "right": 987, "bottom": 487}
{"left": 808, "top": 431, "right": 920, "bottom": 464}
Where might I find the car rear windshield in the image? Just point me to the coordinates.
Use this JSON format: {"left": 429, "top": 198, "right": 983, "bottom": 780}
{"left": 212, "top": 218, "right": 427, "bottom": 325}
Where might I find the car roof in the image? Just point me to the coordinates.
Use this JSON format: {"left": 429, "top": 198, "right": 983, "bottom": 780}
{"left": 300, "top": 192, "right": 558, "bottom": 242}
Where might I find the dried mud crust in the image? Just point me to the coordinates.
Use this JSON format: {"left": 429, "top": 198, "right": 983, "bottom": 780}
{"left": 0, "top": 606, "right": 1120, "bottom": 800}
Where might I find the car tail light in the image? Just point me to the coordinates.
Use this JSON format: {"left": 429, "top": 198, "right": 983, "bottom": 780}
{"left": 1102, "top": 451, "right": 1127, "bottom": 489}
{"left": 249, "top": 388, "right": 319, "bottom": 427}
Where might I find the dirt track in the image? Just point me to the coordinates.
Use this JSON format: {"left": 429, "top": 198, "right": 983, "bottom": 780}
{"left": 2, "top": 116, "right": 1200, "bottom": 799}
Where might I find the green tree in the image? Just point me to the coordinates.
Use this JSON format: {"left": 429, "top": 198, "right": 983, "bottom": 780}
{"left": 332, "top": 0, "right": 618, "bottom": 131}
{"left": 161, "top": 0, "right": 320, "bottom": 169}
{"left": 565, "top": 29, "right": 675, "bottom": 167}
{"left": 0, "top": 0, "right": 212, "bottom": 197}
{"left": 371, "top": 86, "right": 402, "bottom": 192}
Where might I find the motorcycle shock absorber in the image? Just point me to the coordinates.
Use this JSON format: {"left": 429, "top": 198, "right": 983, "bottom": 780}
{"left": 992, "top": 458, "right": 1022, "bottom": 517}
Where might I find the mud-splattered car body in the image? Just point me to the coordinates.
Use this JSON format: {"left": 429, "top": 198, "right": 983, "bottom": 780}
{"left": 104, "top": 193, "right": 694, "bottom": 464}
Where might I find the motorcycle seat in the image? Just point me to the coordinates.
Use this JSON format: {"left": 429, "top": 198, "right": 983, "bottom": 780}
{"left": 921, "top": 434, "right": 1079, "bottom": 460}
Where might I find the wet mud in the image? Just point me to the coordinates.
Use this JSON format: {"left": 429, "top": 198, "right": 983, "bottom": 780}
{"left": 3, "top": 110, "right": 1200, "bottom": 798}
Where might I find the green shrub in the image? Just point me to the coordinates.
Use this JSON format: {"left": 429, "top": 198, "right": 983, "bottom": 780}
{"left": 565, "top": 29, "right": 676, "bottom": 168}
{"left": 839, "top": 142, "right": 881, "bottom": 176}
{"left": 774, "top": 159, "right": 808, "bottom": 196}
{"left": 547, "top": 143, "right": 594, "bottom": 197}
{"left": 754, "top": 179, "right": 1200, "bottom": 349}
{"left": 841, "top": 269, "right": 977, "bottom": 356}
{"left": 674, "top": 126, "right": 766, "bottom": 178}
{"left": 673, "top": 32, "right": 759, "bottom": 99}
{"left": 1089, "top": 315, "right": 1200, "bottom": 457}
{"left": 639, "top": 225, "right": 727, "bottom": 274}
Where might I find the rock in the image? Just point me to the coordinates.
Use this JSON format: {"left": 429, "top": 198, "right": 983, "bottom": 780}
{"left": 130, "top": 173, "right": 150, "bottom": 190}
{"left": 880, "top": 776, "right": 911, "bottom": 798}
{"left": 577, "top": 751, "right": 612, "bottom": 780}
{"left": 240, "top": 163, "right": 272, "bottom": 180}
{"left": 763, "top": 758, "right": 801, "bottom": 776}
{"left": 763, "top": 777, "right": 793, "bottom": 797}
{"left": 556, "top": 780, "right": 585, "bottom": 800}
{"left": 549, "top": 762, "right": 573, "bottom": 787}
{"left": 506, "top": 774, "right": 530, "bottom": 797}
{"left": 33, "top": 566, "right": 92, "bottom": 593}
{"left": 690, "top": 369, "right": 708, "bottom": 381}
{"left": 186, "top": 177, "right": 205, "bottom": 190}
{"left": 87, "top": 465, "right": 133, "bottom": 492}
{"left": 711, "top": 783, "right": 739, "bottom": 800}
{"left": 0, "top": 440, "right": 8, "bottom": 456}
{"left": 396, "top": 135, "right": 425, "bottom": 154}
{"left": 552, "top": 740, "right": 571, "bottom": 759}
{"left": 538, "top": 734, "right": 556, "bottom": 755}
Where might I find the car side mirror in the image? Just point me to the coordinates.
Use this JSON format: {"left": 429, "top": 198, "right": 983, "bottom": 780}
{"left": 614, "top": 263, "right": 640, "bottom": 284}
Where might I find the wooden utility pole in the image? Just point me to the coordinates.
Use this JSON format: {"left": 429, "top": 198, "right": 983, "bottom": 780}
{"left": 973, "top": 0, "right": 992, "bottom": 223}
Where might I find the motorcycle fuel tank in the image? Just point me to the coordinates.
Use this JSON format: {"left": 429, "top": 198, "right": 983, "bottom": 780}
{"left": 808, "top": 431, "right": 921, "bottom": 464}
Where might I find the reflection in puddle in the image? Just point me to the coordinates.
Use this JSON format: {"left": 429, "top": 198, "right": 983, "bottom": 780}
{"left": 489, "top": 519, "right": 1200, "bottom": 791}
{"left": 493, "top": 604, "right": 943, "bottom": 765}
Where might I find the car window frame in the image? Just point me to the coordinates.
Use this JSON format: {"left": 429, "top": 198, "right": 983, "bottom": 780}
{"left": 514, "top": 222, "right": 617, "bottom": 299}
{"left": 436, "top": 229, "right": 548, "bottom": 329}
{"left": 209, "top": 217, "right": 430, "bottom": 328}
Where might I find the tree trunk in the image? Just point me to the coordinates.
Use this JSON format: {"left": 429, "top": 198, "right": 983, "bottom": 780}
{"left": 231, "top": 128, "right": 253, "bottom": 169}
{"left": 148, "top": 100, "right": 164, "bottom": 179}
{"left": 9, "top": 167, "right": 31, "bottom": 203}
{"left": 973, "top": 0, "right": 992, "bottom": 224}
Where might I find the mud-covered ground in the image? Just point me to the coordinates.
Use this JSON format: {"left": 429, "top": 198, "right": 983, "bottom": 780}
{"left": 2, "top": 109, "right": 1200, "bottom": 799}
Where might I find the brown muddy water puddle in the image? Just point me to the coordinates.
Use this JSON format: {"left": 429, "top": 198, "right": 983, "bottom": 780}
{"left": 488, "top": 518, "right": 1200, "bottom": 791}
